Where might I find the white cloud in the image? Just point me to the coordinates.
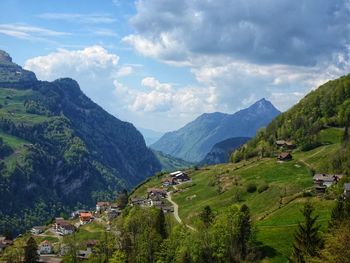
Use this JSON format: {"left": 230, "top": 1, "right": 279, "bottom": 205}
{"left": 0, "top": 23, "right": 70, "bottom": 41}
{"left": 23, "top": 46, "right": 215, "bottom": 130}
{"left": 123, "top": 0, "right": 350, "bottom": 114}
{"left": 116, "top": 66, "right": 133, "bottom": 77}
{"left": 24, "top": 46, "right": 130, "bottom": 112}
{"left": 114, "top": 77, "right": 216, "bottom": 114}
{"left": 37, "top": 13, "right": 117, "bottom": 24}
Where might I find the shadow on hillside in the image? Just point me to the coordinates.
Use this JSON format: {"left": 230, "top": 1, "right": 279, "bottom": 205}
{"left": 256, "top": 242, "right": 278, "bottom": 259}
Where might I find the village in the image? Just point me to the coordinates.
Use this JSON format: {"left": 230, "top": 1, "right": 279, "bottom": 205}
{"left": 0, "top": 170, "right": 192, "bottom": 262}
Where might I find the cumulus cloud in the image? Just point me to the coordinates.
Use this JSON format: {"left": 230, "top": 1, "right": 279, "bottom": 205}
{"left": 126, "top": 0, "right": 350, "bottom": 66}
{"left": 123, "top": 0, "right": 350, "bottom": 113}
{"left": 24, "top": 46, "right": 215, "bottom": 130}
{"left": 24, "top": 46, "right": 135, "bottom": 110}
{"left": 114, "top": 77, "right": 216, "bottom": 114}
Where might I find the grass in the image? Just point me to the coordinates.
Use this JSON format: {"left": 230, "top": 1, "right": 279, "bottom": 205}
{"left": 130, "top": 130, "right": 342, "bottom": 262}
{"left": 256, "top": 198, "right": 334, "bottom": 261}
{"left": 0, "top": 130, "right": 29, "bottom": 148}
{"left": 74, "top": 222, "right": 105, "bottom": 242}
{"left": 319, "top": 127, "right": 344, "bottom": 144}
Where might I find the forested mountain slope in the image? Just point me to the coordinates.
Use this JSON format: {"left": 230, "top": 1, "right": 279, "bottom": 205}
{"left": 0, "top": 50, "right": 161, "bottom": 234}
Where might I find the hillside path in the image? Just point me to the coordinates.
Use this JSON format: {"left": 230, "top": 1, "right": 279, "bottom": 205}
{"left": 167, "top": 191, "right": 196, "bottom": 231}
{"left": 298, "top": 146, "right": 327, "bottom": 168}
{"left": 167, "top": 191, "right": 182, "bottom": 223}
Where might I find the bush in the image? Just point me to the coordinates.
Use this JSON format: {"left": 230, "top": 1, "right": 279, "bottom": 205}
{"left": 257, "top": 184, "right": 269, "bottom": 193}
{"left": 232, "top": 188, "right": 243, "bottom": 202}
{"left": 302, "top": 191, "right": 314, "bottom": 197}
{"left": 246, "top": 183, "right": 257, "bottom": 193}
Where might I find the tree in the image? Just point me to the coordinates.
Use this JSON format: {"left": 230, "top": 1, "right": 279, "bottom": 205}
{"left": 116, "top": 189, "right": 128, "bottom": 209}
{"left": 237, "top": 204, "right": 252, "bottom": 259}
{"left": 110, "top": 250, "right": 127, "bottom": 263}
{"left": 24, "top": 237, "right": 39, "bottom": 263}
{"left": 329, "top": 197, "right": 346, "bottom": 229}
{"left": 155, "top": 209, "right": 167, "bottom": 239}
{"left": 199, "top": 205, "right": 214, "bottom": 227}
{"left": 291, "top": 201, "right": 323, "bottom": 262}
{"left": 310, "top": 221, "right": 350, "bottom": 263}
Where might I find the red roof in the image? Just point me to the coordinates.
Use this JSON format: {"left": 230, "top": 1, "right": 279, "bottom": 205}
{"left": 80, "top": 212, "right": 92, "bottom": 217}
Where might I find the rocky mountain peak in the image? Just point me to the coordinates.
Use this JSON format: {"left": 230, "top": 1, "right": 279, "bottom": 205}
{"left": 0, "top": 50, "right": 37, "bottom": 82}
{"left": 0, "top": 50, "right": 13, "bottom": 64}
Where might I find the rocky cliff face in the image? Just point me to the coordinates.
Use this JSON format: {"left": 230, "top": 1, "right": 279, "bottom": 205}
{"left": 0, "top": 50, "right": 161, "bottom": 234}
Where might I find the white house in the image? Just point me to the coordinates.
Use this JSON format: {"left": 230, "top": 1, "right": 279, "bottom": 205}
{"left": 39, "top": 240, "right": 53, "bottom": 254}
{"left": 30, "top": 226, "right": 46, "bottom": 235}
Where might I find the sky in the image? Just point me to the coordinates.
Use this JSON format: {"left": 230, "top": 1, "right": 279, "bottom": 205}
{"left": 0, "top": 0, "right": 350, "bottom": 132}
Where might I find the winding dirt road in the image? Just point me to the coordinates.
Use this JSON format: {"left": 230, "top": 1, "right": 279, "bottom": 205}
{"left": 167, "top": 191, "right": 196, "bottom": 231}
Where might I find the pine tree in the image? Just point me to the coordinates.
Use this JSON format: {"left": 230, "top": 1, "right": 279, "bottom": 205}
{"left": 329, "top": 196, "right": 345, "bottom": 229}
{"left": 199, "top": 205, "right": 214, "bottom": 227}
{"left": 237, "top": 204, "right": 252, "bottom": 259}
{"left": 155, "top": 209, "right": 167, "bottom": 239}
{"left": 291, "top": 201, "right": 323, "bottom": 262}
{"left": 24, "top": 237, "right": 39, "bottom": 263}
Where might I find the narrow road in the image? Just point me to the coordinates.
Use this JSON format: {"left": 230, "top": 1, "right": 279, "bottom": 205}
{"left": 167, "top": 191, "right": 196, "bottom": 231}
{"left": 167, "top": 191, "right": 182, "bottom": 223}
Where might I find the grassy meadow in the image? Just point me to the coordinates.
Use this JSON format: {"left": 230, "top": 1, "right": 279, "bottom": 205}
{"left": 130, "top": 127, "right": 345, "bottom": 262}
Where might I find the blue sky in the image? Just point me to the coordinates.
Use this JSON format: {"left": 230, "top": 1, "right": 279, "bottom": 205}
{"left": 1, "top": 0, "right": 350, "bottom": 132}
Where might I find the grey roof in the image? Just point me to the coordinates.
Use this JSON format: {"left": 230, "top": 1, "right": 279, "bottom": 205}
{"left": 344, "top": 183, "right": 350, "bottom": 191}
{"left": 313, "top": 174, "right": 343, "bottom": 182}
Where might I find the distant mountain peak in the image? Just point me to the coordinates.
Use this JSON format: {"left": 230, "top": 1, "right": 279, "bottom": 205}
{"left": 248, "top": 98, "right": 279, "bottom": 113}
{"left": 0, "top": 50, "right": 12, "bottom": 63}
{"left": 151, "top": 98, "right": 281, "bottom": 162}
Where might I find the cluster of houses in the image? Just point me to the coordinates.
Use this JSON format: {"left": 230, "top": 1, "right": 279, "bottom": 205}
{"left": 95, "top": 202, "right": 121, "bottom": 221}
{"left": 130, "top": 188, "right": 174, "bottom": 213}
{"left": 276, "top": 140, "right": 296, "bottom": 149}
{"left": 129, "top": 170, "right": 191, "bottom": 213}
{"left": 162, "top": 171, "right": 190, "bottom": 186}
{"left": 313, "top": 173, "right": 343, "bottom": 193}
{"left": 313, "top": 174, "right": 350, "bottom": 199}
{"left": 275, "top": 140, "right": 295, "bottom": 162}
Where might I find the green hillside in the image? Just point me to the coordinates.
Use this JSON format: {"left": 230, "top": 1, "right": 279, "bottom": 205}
{"left": 130, "top": 127, "right": 344, "bottom": 262}
{"left": 231, "top": 74, "right": 350, "bottom": 175}
{"left": 0, "top": 51, "right": 161, "bottom": 235}
{"left": 152, "top": 150, "right": 194, "bottom": 172}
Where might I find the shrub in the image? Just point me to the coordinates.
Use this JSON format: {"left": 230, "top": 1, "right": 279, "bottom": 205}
{"left": 246, "top": 183, "right": 257, "bottom": 193}
{"left": 232, "top": 188, "right": 243, "bottom": 202}
{"left": 257, "top": 184, "right": 269, "bottom": 193}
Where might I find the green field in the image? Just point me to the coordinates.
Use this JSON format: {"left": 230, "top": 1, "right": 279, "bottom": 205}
{"left": 130, "top": 128, "right": 343, "bottom": 262}
{"left": 74, "top": 222, "right": 105, "bottom": 242}
{"left": 0, "top": 130, "right": 29, "bottom": 148}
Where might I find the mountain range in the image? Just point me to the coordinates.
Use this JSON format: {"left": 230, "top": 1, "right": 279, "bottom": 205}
{"left": 0, "top": 50, "right": 161, "bottom": 234}
{"left": 151, "top": 99, "right": 281, "bottom": 162}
